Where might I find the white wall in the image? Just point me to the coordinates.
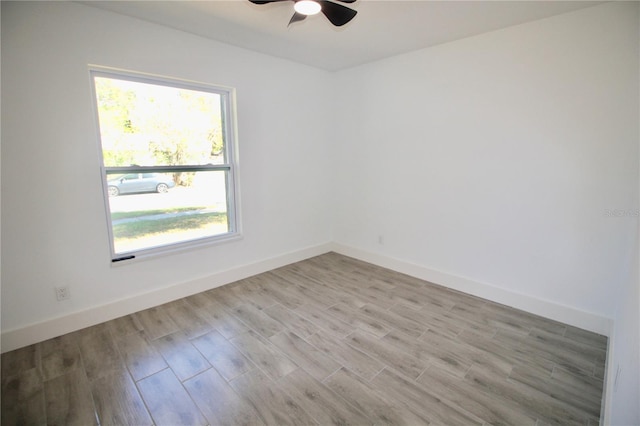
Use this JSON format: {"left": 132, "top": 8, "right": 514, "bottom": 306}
{"left": 1, "top": 1, "right": 333, "bottom": 339}
{"left": 333, "top": 2, "right": 639, "bottom": 325}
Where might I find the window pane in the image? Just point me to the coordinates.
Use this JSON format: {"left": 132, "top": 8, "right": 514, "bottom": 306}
{"left": 94, "top": 76, "right": 227, "bottom": 167}
{"left": 91, "top": 70, "right": 239, "bottom": 259}
{"left": 107, "top": 170, "right": 229, "bottom": 254}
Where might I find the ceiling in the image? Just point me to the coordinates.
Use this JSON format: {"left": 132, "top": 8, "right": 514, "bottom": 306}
{"left": 82, "top": 0, "right": 602, "bottom": 71}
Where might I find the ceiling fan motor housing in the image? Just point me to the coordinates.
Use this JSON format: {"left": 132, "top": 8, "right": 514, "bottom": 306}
{"left": 249, "top": 0, "right": 358, "bottom": 27}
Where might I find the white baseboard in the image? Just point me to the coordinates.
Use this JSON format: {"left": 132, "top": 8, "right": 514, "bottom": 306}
{"left": 330, "top": 243, "right": 613, "bottom": 336}
{"left": 0, "top": 242, "right": 333, "bottom": 353}
{"left": 2, "top": 241, "right": 614, "bottom": 352}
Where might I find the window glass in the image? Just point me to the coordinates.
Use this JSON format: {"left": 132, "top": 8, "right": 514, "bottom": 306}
{"left": 91, "top": 69, "right": 239, "bottom": 261}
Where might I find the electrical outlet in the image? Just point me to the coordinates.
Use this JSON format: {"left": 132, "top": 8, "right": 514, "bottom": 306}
{"left": 378, "top": 235, "right": 384, "bottom": 245}
{"left": 55, "top": 286, "right": 70, "bottom": 301}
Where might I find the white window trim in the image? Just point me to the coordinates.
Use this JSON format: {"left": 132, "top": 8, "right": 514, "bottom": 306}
{"left": 89, "top": 66, "right": 242, "bottom": 263}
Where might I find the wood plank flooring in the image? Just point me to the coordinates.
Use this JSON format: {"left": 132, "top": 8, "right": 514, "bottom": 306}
{"left": 1, "top": 252, "right": 608, "bottom": 425}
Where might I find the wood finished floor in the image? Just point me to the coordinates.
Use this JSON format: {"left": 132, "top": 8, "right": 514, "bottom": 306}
{"left": 2, "top": 253, "right": 608, "bottom": 425}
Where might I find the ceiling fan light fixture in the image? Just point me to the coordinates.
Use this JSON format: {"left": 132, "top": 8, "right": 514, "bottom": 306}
{"left": 294, "top": 0, "right": 321, "bottom": 16}
{"left": 249, "top": 0, "right": 357, "bottom": 27}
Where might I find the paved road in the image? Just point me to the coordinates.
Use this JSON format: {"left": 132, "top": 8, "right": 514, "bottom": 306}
{"left": 108, "top": 187, "right": 226, "bottom": 214}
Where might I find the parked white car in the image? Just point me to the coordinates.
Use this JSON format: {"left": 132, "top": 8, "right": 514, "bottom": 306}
{"left": 107, "top": 173, "right": 176, "bottom": 196}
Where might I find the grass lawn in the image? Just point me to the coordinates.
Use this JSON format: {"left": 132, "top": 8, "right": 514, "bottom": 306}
{"left": 113, "top": 211, "right": 227, "bottom": 239}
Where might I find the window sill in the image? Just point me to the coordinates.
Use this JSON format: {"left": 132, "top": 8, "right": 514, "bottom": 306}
{"left": 109, "top": 232, "right": 243, "bottom": 266}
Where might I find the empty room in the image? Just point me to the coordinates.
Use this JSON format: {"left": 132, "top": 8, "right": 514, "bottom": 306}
{"left": 1, "top": 1, "right": 639, "bottom": 425}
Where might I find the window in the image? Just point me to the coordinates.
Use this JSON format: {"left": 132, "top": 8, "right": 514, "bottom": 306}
{"left": 90, "top": 68, "right": 240, "bottom": 261}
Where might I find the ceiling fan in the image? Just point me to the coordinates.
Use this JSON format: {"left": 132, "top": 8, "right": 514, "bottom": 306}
{"left": 249, "top": 0, "right": 358, "bottom": 27}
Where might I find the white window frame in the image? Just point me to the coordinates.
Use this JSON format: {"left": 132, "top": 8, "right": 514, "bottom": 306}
{"left": 89, "top": 67, "right": 242, "bottom": 262}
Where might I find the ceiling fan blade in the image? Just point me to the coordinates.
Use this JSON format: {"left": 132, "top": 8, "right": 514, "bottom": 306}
{"left": 248, "top": 0, "right": 289, "bottom": 4}
{"left": 331, "top": 0, "right": 356, "bottom": 3}
{"left": 288, "top": 12, "right": 307, "bottom": 26}
{"left": 318, "top": 0, "right": 357, "bottom": 27}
